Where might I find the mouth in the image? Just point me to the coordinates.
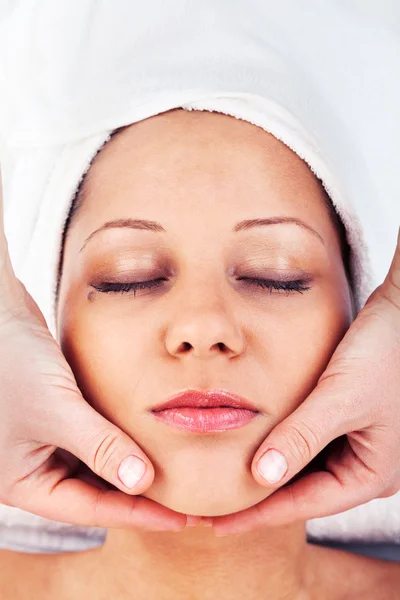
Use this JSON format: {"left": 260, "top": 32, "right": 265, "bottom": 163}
{"left": 151, "top": 389, "right": 260, "bottom": 433}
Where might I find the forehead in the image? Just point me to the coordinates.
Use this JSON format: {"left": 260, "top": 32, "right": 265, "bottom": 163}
{"left": 75, "top": 110, "right": 330, "bottom": 231}
{"left": 91, "top": 110, "right": 317, "bottom": 186}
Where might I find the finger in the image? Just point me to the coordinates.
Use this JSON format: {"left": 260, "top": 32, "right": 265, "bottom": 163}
{"left": 73, "top": 469, "right": 111, "bottom": 491}
{"left": 213, "top": 472, "right": 349, "bottom": 536}
{"left": 0, "top": 164, "right": 5, "bottom": 244}
{"left": 13, "top": 477, "right": 186, "bottom": 531}
{"left": 251, "top": 381, "right": 351, "bottom": 489}
{"left": 39, "top": 397, "right": 156, "bottom": 496}
{"left": 7, "top": 450, "right": 189, "bottom": 531}
{"left": 0, "top": 167, "right": 23, "bottom": 307}
{"left": 53, "top": 449, "right": 111, "bottom": 491}
{"left": 380, "top": 226, "right": 400, "bottom": 307}
{"left": 8, "top": 448, "right": 186, "bottom": 530}
{"left": 213, "top": 450, "right": 380, "bottom": 536}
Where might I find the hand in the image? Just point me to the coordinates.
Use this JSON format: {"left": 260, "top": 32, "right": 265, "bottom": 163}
{"left": 0, "top": 170, "right": 193, "bottom": 532}
{"left": 212, "top": 227, "right": 400, "bottom": 536}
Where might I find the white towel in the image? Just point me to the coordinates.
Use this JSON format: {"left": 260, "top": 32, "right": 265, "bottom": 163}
{"left": 0, "top": 0, "right": 399, "bottom": 552}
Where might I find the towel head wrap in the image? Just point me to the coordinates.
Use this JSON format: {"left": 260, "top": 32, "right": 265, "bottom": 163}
{"left": 0, "top": 0, "right": 399, "bottom": 550}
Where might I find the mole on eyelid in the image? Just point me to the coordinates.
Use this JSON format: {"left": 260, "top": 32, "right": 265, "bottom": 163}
{"left": 87, "top": 290, "right": 96, "bottom": 301}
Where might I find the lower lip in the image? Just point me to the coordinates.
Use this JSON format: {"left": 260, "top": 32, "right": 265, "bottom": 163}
{"left": 152, "top": 407, "right": 258, "bottom": 433}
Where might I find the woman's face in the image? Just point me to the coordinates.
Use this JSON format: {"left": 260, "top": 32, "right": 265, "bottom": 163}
{"left": 57, "top": 109, "right": 353, "bottom": 516}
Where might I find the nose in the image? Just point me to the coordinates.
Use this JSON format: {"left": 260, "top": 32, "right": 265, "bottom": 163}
{"left": 165, "top": 291, "right": 245, "bottom": 360}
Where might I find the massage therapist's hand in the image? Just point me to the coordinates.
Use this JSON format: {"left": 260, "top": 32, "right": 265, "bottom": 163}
{"left": 213, "top": 228, "right": 400, "bottom": 536}
{"left": 0, "top": 172, "right": 193, "bottom": 532}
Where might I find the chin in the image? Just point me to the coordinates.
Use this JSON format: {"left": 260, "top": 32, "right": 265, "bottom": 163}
{"left": 143, "top": 480, "right": 272, "bottom": 516}
{"left": 141, "top": 450, "right": 273, "bottom": 516}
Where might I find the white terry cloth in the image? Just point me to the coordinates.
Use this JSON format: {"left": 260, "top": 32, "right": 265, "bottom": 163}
{"left": 0, "top": 0, "right": 400, "bottom": 552}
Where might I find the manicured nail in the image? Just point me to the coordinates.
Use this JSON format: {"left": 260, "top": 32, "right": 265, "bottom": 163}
{"left": 257, "top": 449, "right": 288, "bottom": 484}
{"left": 118, "top": 455, "right": 147, "bottom": 489}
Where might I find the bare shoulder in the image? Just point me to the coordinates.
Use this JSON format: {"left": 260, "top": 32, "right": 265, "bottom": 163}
{"left": 309, "top": 544, "right": 400, "bottom": 599}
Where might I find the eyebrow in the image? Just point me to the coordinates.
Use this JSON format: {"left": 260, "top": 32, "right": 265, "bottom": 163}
{"left": 79, "top": 216, "right": 324, "bottom": 253}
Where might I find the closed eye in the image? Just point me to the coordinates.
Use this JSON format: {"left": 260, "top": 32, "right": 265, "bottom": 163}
{"left": 92, "top": 278, "right": 167, "bottom": 295}
{"left": 237, "top": 277, "right": 311, "bottom": 294}
{"left": 91, "top": 277, "right": 312, "bottom": 296}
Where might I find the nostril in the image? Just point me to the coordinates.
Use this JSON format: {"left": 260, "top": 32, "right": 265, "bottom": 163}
{"left": 177, "top": 341, "right": 229, "bottom": 354}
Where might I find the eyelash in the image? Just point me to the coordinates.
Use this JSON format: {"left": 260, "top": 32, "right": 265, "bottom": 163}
{"left": 91, "top": 277, "right": 312, "bottom": 296}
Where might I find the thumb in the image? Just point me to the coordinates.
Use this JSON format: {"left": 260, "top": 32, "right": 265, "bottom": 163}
{"left": 48, "top": 397, "right": 155, "bottom": 495}
{"left": 373, "top": 225, "right": 400, "bottom": 308}
{"left": 252, "top": 227, "right": 400, "bottom": 488}
{"left": 252, "top": 381, "right": 347, "bottom": 487}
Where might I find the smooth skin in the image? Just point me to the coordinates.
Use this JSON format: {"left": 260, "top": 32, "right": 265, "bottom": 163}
{"left": 1, "top": 109, "right": 400, "bottom": 600}
{"left": 0, "top": 109, "right": 400, "bottom": 535}
{"left": 56, "top": 111, "right": 354, "bottom": 518}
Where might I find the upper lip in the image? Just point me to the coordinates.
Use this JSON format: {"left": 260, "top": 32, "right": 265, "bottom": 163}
{"left": 152, "top": 389, "right": 259, "bottom": 412}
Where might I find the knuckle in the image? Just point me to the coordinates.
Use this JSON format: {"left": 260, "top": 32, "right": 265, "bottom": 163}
{"left": 251, "top": 501, "right": 268, "bottom": 528}
{"left": 378, "top": 286, "right": 400, "bottom": 315}
{"left": 387, "top": 267, "right": 400, "bottom": 303}
{"left": 284, "top": 420, "right": 319, "bottom": 465}
{"left": 90, "top": 429, "right": 122, "bottom": 477}
{"left": 282, "top": 484, "right": 298, "bottom": 520}
{"left": 378, "top": 485, "right": 399, "bottom": 499}
{"left": 127, "top": 495, "right": 140, "bottom": 525}
{"left": 91, "top": 488, "right": 107, "bottom": 527}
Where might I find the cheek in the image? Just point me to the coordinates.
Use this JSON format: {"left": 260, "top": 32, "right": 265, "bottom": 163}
{"left": 59, "top": 301, "right": 150, "bottom": 423}
{"left": 262, "top": 283, "right": 351, "bottom": 420}
{"left": 58, "top": 272, "right": 352, "bottom": 431}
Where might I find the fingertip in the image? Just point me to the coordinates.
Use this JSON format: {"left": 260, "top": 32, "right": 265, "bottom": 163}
{"left": 115, "top": 455, "right": 154, "bottom": 495}
{"left": 254, "top": 449, "right": 289, "bottom": 486}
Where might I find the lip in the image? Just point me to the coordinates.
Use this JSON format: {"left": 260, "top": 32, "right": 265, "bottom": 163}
{"left": 152, "top": 389, "right": 260, "bottom": 433}
{"left": 152, "top": 389, "right": 259, "bottom": 412}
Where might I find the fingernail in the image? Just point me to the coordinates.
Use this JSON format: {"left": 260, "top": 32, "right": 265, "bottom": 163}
{"left": 118, "top": 455, "right": 147, "bottom": 489}
{"left": 186, "top": 515, "right": 199, "bottom": 527}
{"left": 201, "top": 517, "right": 213, "bottom": 527}
{"left": 257, "top": 449, "right": 288, "bottom": 484}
